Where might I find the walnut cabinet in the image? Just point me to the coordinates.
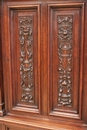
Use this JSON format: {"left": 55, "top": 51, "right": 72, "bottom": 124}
{"left": 0, "top": 0, "right": 87, "bottom": 129}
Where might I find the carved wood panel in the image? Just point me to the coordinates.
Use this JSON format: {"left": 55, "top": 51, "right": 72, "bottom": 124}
{"left": 19, "top": 16, "right": 34, "bottom": 103}
{"left": 3, "top": 3, "right": 41, "bottom": 115}
{"left": 58, "top": 16, "right": 73, "bottom": 107}
{"left": 48, "top": 4, "right": 84, "bottom": 119}
{"left": 2, "top": 1, "right": 87, "bottom": 129}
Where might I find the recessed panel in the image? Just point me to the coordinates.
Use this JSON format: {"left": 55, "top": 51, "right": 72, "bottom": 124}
{"left": 48, "top": 4, "right": 84, "bottom": 119}
{"left": 14, "top": 10, "right": 38, "bottom": 106}
{"left": 58, "top": 15, "right": 73, "bottom": 107}
{"left": 19, "top": 16, "right": 34, "bottom": 103}
{"left": 3, "top": 3, "right": 41, "bottom": 115}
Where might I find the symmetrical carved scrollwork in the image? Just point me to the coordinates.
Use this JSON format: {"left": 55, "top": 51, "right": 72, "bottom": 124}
{"left": 19, "top": 16, "right": 34, "bottom": 102}
{"left": 58, "top": 16, "right": 73, "bottom": 106}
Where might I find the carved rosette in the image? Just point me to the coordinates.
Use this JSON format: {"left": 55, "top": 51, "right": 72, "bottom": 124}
{"left": 58, "top": 16, "right": 73, "bottom": 106}
{"left": 19, "top": 16, "right": 34, "bottom": 102}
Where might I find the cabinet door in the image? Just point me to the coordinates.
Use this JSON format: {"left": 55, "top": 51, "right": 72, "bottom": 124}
{"left": 2, "top": 2, "right": 41, "bottom": 115}
{"left": 48, "top": 1, "right": 87, "bottom": 123}
{"left": 2, "top": 0, "right": 87, "bottom": 129}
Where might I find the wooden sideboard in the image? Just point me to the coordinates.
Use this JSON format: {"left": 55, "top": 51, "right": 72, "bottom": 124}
{"left": 0, "top": 0, "right": 87, "bottom": 129}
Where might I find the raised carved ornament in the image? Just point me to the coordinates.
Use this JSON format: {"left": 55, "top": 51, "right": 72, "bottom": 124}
{"left": 19, "top": 16, "right": 34, "bottom": 103}
{"left": 58, "top": 16, "right": 73, "bottom": 106}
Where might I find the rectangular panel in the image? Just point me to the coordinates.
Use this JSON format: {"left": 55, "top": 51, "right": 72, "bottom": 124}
{"left": 18, "top": 15, "right": 35, "bottom": 103}
{"left": 3, "top": 3, "right": 41, "bottom": 115}
{"left": 11, "top": 10, "right": 39, "bottom": 108}
{"left": 48, "top": 3, "right": 84, "bottom": 119}
{"left": 58, "top": 15, "right": 73, "bottom": 107}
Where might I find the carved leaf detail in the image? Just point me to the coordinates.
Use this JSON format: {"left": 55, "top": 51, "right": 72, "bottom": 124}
{"left": 58, "top": 16, "right": 73, "bottom": 106}
{"left": 19, "top": 16, "right": 34, "bottom": 103}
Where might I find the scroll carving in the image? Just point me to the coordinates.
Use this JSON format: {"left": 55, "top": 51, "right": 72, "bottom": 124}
{"left": 19, "top": 16, "right": 34, "bottom": 102}
{"left": 58, "top": 16, "right": 73, "bottom": 106}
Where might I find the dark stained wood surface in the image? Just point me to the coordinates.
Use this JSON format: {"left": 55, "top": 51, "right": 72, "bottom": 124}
{"left": 3, "top": 4, "right": 41, "bottom": 115}
{"left": 0, "top": 0, "right": 5, "bottom": 117}
{"left": 0, "top": 0, "right": 87, "bottom": 129}
{"left": 48, "top": 3, "right": 85, "bottom": 120}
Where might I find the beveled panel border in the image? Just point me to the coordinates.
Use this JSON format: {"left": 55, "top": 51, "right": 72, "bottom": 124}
{"left": 2, "top": 2, "right": 41, "bottom": 115}
{"left": 48, "top": 2, "right": 85, "bottom": 119}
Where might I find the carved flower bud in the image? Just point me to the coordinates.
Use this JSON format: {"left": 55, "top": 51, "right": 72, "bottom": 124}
{"left": 63, "top": 30, "right": 67, "bottom": 35}
{"left": 68, "top": 68, "right": 72, "bottom": 72}
{"left": 69, "top": 99, "right": 72, "bottom": 103}
{"left": 58, "top": 98, "right": 61, "bottom": 101}
{"left": 68, "top": 94, "right": 71, "bottom": 97}
{"left": 59, "top": 93, "right": 61, "bottom": 97}
{"left": 67, "top": 89, "right": 70, "bottom": 93}
{"left": 60, "top": 88, "right": 63, "bottom": 92}
{"left": 68, "top": 80, "right": 72, "bottom": 84}
{"left": 25, "top": 96, "right": 28, "bottom": 100}
{"left": 62, "top": 102, "right": 66, "bottom": 105}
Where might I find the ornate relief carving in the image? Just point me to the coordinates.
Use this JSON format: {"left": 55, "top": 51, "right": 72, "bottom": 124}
{"left": 58, "top": 16, "right": 73, "bottom": 106}
{"left": 19, "top": 16, "right": 34, "bottom": 102}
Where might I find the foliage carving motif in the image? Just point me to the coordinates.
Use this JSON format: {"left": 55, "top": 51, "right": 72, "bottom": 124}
{"left": 58, "top": 16, "right": 73, "bottom": 106}
{"left": 19, "top": 16, "right": 34, "bottom": 102}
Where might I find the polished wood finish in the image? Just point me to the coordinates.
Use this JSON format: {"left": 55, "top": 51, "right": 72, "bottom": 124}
{"left": 2, "top": 2, "right": 41, "bottom": 116}
{"left": 0, "top": 0, "right": 87, "bottom": 129}
{"left": 0, "top": 0, "right": 5, "bottom": 117}
{"left": 48, "top": 3, "right": 84, "bottom": 119}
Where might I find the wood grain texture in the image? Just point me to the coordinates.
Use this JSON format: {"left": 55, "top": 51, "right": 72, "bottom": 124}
{"left": 0, "top": 0, "right": 87, "bottom": 130}
{"left": 48, "top": 2, "right": 84, "bottom": 120}
{"left": 0, "top": 124, "right": 2, "bottom": 130}
{"left": 2, "top": 3, "right": 41, "bottom": 115}
{"left": 82, "top": 1, "right": 87, "bottom": 124}
{"left": 19, "top": 16, "right": 34, "bottom": 103}
{"left": 57, "top": 16, "right": 73, "bottom": 107}
{"left": 0, "top": 0, "right": 5, "bottom": 117}
{"left": 0, "top": 116, "right": 87, "bottom": 130}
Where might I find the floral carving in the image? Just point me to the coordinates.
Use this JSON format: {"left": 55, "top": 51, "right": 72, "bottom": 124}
{"left": 19, "top": 16, "right": 34, "bottom": 102}
{"left": 58, "top": 16, "right": 73, "bottom": 106}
